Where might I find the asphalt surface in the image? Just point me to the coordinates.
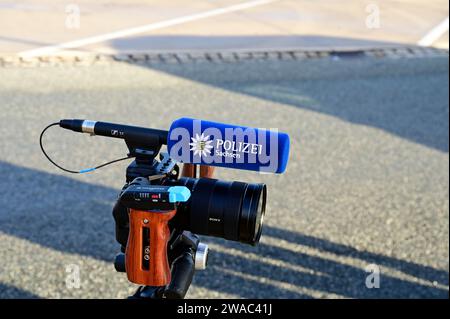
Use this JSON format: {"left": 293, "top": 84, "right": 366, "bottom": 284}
{"left": 0, "top": 55, "right": 448, "bottom": 298}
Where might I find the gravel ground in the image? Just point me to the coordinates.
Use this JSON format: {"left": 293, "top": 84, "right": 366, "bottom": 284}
{"left": 0, "top": 55, "right": 448, "bottom": 298}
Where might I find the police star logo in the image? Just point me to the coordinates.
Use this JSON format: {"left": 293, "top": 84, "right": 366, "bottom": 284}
{"left": 189, "top": 133, "right": 213, "bottom": 157}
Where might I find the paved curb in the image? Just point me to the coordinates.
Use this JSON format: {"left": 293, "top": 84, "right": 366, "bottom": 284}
{"left": 0, "top": 47, "right": 448, "bottom": 68}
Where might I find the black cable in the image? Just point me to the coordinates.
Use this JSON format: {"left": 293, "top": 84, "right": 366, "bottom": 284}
{"left": 39, "top": 122, "right": 132, "bottom": 174}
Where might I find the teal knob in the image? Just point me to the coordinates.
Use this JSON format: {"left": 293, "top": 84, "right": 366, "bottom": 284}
{"left": 168, "top": 186, "right": 191, "bottom": 203}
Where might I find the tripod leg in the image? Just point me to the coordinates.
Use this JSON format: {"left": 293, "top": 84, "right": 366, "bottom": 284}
{"left": 116, "top": 231, "right": 200, "bottom": 299}
{"left": 130, "top": 286, "right": 164, "bottom": 299}
{"left": 164, "top": 250, "right": 195, "bottom": 299}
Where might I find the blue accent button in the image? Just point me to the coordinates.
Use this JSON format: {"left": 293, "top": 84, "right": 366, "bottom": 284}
{"left": 168, "top": 186, "right": 191, "bottom": 203}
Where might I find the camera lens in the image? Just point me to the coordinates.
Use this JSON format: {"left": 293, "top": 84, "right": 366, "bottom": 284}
{"left": 171, "top": 178, "right": 266, "bottom": 245}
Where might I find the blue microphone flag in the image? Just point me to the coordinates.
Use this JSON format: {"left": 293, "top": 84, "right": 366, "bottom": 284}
{"left": 167, "top": 118, "right": 290, "bottom": 174}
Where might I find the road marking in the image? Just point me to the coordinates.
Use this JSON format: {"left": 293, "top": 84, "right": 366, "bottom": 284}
{"left": 417, "top": 16, "right": 449, "bottom": 47}
{"left": 19, "top": 0, "right": 277, "bottom": 57}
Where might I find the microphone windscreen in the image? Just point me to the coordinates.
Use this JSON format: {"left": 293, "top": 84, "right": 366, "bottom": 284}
{"left": 167, "top": 118, "right": 290, "bottom": 174}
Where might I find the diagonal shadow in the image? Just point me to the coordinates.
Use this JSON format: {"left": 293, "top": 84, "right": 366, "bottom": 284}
{"left": 263, "top": 227, "right": 450, "bottom": 287}
{"left": 0, "top": 283, "right": 40, "bottom": 299}
{"left": 0, "top": 160, "right": 447, "bottom": 298}
{"left": 201, "top": 247, "right": 448, "bottom": 298}
{"left": 111, "top": 35, "right": 449, "bottom": 152}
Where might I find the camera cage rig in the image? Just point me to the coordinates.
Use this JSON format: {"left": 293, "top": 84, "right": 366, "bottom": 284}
{"left": 114, "top": 137, "right": 213, "bottom": 299}
{"left": 40, "top": 119, "right": 273, "bottom": 299}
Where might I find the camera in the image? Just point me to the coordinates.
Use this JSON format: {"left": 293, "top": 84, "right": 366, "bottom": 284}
{"left": 113, "top": 173, "right": 267, "bottom": 249}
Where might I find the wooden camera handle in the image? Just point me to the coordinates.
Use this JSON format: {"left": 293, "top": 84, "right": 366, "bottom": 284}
{"left": 125, "top": 208, "right": 176, "bottom": 287}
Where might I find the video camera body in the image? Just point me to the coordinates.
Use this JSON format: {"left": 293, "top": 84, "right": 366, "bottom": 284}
{"left": 45, "top": 118, "right": 290, "bottom": 299}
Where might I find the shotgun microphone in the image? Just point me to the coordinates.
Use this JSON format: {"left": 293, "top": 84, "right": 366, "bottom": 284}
{"left": 59, "top": 119, "right": 168, "bottom": 148}
{"left": 167, "top": 118, "right": 290, "bottom": 174}
{"left": 59, "top": 119, "right": 168, "bottom": 158}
